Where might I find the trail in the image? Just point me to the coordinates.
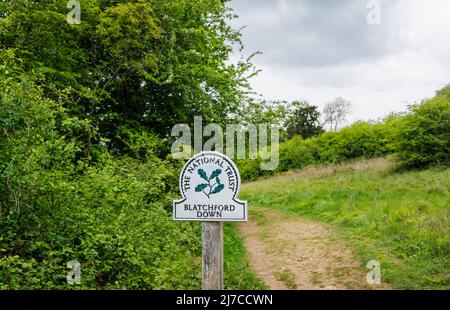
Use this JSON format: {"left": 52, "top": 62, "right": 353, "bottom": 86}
{"left": 238, "top": 209, "right": 387, "bottom": 290}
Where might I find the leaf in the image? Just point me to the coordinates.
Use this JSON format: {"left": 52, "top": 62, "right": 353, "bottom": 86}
{"left": 197, "top": 169, "right": 208, "bottom": 181}
{"left": 210, "top": 184, "right": 224, "bottom": 195}
{"left": 195, "top": 183, "right": 208, "bottom": 192}
{"left": 209, "top": 169, "right": 222, "bottom": 180}
{"left": 215, "top": 177, "right": 220, "bottom": 184}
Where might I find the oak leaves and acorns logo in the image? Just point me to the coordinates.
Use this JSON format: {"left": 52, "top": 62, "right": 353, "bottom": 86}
{"left": 195, "top": 169, "right": 225, "bottom": 198}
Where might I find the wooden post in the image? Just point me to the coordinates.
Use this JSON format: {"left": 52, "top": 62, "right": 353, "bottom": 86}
{"left": 202, "top": 222, "right": 223, "bottom": 290}
{"left": 174, "top": 152, "right": 246, "bottom": 289}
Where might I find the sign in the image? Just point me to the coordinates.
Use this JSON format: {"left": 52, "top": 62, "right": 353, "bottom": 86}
{"left": 173, "top": 151, "right": 247, "bottom": 222}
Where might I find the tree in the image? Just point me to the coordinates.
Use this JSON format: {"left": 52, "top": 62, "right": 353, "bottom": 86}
{"left": 0, "top": 0, "right": 255, "bottom": 155}
{"left": 1, "top": 0, "right": 256, "bottom": 289}
{"left": 436, "top": 83, "right": 450, "bottom": 100}
{"left": 285, "top": 101, "right": 324, "bottom": 139}
{"left": 323, "top": 97, "right": 352, "bottom": 131}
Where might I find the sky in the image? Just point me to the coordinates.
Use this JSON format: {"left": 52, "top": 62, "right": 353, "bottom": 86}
{"left": 228, "top": 0, "right": 450, "bottom": 123}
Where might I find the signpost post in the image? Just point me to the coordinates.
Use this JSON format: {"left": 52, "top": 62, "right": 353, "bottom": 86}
{"left": 173, "top": 151, "right": 247, "bottom": 290}
{"left": 202, "top": 222, "right": 223, "bottom": 290}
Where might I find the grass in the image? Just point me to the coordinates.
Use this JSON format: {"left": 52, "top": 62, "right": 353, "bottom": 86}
{"left": 310, "top": 271, "right": 322, "bottom": 286}
{"left": 275, "top": 268, "right": 297, "bottom": 289}
{"left": 223, "top": 223, "right": 267, "bottom": 289}
{"left": 241, "top": 158, "right": 450, "bottom": 290}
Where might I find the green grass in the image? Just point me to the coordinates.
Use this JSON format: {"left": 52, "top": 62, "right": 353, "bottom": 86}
{"left": 275, "top": 268, "right": 298, "bottom": 289}
{"left": 223, "top": 223, "right": 267, "bottom": 289}
{"left": 241, "top": 159, "right": 450, "bottom": 289}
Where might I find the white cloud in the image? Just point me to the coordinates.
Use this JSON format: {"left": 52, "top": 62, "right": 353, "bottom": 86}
{"left": 229, "top": 0, "right": 450, "bottom": 121}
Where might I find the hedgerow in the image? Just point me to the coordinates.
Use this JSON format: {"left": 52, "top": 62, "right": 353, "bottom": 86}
{"left": 238, "top": 85, "right": 449, "bottom": 180}
{"left": 0, "top": 79, "right": 202, "bottom": 289}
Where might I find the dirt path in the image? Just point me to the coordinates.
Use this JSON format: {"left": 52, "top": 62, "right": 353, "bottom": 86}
{"left": 239, "top": 209, "right": 387, "bottom": 290}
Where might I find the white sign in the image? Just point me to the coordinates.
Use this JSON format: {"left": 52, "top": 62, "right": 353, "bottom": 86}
{"left": 173, "top": 151, "right": 247, "bottom": 222}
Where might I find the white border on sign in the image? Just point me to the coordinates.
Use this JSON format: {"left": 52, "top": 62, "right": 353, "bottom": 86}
{"left": 173, "top": 151, "right": 248, "bottom": 222}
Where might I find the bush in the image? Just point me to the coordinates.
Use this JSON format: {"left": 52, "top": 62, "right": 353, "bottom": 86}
{"left": 436, "top": 84, "right": 450, "bottom": 100}
{"left": 238, "top": 121, "right": 394, "bottom": 181}
{"left": 238, "top": 84, "right": 450, "bottom": 181}
{"left": 394, "top": 97, "right": 450, "bottom": 169}
{"left": 278, "top": 137, "right": 315, "bottom": 171}
{"left": 332, "top": 121, "right": 390, "bottom": 160}
{"left": 0, "top": 79, "right": 202, "bottom": 289}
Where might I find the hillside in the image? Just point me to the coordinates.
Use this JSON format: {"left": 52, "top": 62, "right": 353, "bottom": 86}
{"left": 239, "top": 158, "right": 449, "bottom": 289}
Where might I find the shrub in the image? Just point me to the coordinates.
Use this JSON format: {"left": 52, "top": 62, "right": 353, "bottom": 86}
{"left": 0, "top": 79, "right": 202, "bottom": 289}
{"left": 238, "top": 86, "right": 450, "bottom": 181}
{"left": 334, "top": 122, "right": 390, "bottom": 160}
{"left": 278, "top": 137, "right": 315, "bottom": 171}
{"left": 238, "top": 121, "right": 394, "bottom": 181}
{"left": 394, "top": 97, "right": 450, "bottom": 168}
{"left": 436, "top": 84, "right": 450, "bottom": 100}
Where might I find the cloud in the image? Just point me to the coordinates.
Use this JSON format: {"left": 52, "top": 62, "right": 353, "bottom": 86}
{"left": 228, "top": 0, "right": 450, "bottom": 121}
{"left": 230, "top": 0, "right": 405, "bottom": 68}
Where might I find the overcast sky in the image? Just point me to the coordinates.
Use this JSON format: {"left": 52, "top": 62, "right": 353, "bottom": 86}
{"left": 228, "top": 0, "right": 450, "bottom": 123}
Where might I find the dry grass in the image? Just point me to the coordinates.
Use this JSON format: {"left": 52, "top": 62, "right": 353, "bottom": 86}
{"left": 243, "top": 157, "right": 391, "bottom": 188}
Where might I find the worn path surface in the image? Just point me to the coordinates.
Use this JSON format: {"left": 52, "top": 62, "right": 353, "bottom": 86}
{"left": 238, "top": 209, "right": 388, "bottom": 290}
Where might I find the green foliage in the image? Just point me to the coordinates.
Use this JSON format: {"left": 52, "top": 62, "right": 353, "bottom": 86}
{"left": 314, "top": 121, "right": 390, "bottom": 162}
{"left": 241, "top": 159, "right": 450, "bottom": 289}
{"left": 436, "top": 84, "right": 450, "bottom": 100}
{"left": 238, "top": 120, "right": 393, "bottom": 181}
{"left": 1, "top": 0, "right": 447, "bottom": 290}
{"left": 0, "top": 0, "right": 263, "bottom": 289}
{"left": 236, "top": 156, "right": 267, "bottom": 181}
{"left": 277, "top": 136, "right": 316, "bottom": 172}
{"left": 236, "top": 100, "right": 290, "bottom": 141}
{"left": 238, "top": 84, "right": 450, "bottom": 181}
{"left": 0, "top": 78, "right": 203, "bottom": 289}
{"left": 0, "top": 75, "right": 260, "bottom": 289}
{"left": 0, "top": 0, "right": 254, "bottom": 151}
{"left": 394, "top": 97, "right": 450, "bottom": 169}
{"left": 285, "top": 101, "right": 324, "bottom": 139}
